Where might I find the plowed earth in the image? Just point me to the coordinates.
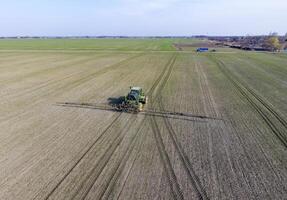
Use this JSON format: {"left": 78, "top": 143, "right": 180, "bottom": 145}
{"left": 0, "top": 50, "right": 286, "bottom": 200}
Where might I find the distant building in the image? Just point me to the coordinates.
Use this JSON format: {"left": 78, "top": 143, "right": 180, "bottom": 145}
{"left": 196, "top": 48, "right": 209, "bottom": 52}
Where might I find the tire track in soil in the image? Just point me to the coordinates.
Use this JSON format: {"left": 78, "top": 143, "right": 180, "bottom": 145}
{"left": 158, "top": 99, "right": 209, "bottom": 200}
{"left": 193, "top": 59, "right": 223, "bottom": 199}
{"left": 212, "top": 58, "right": 287, "bottom": 195}
{"left": 148, "top": 54, "right": 185, "bottom": 200}
{"left": 2, "top": 53, "right": 142, "bottom": 100}
{"left": 149, "top": 116, "right": 184, "bottom": 200}
{"left": 37, "top": 54, "right": 144, "bottom": 200}
{"left": 146, "top": 54, "right": 176, "bottom": 95}
{"left": 208, "top": 57, "right": 287, "bottom": 196}
{"left": 194, "top": 58, "right": 255, "bottom": 199}
{"left": 156, "top": 55, "right": 209, "bottom": 200}
{"left": 98, "top": 54, "right": 183, "bottom": 200}
{"left": 77, "top": 54, "right": 179, "bottom": 200}
{"left": 102, "top": 121, "right": 147, "bottom": 200}
{"left": 0, "top": 54, "right": 108, "bottom": 86}
{"left": 0, "top": 54, "right": 57, "bottom": 69}
{"left": 62, "top": 54, "right": 176, "bottom": 199}
{"left": 39, "top": 113, "right": 122, "bottom": 200}
{"left": 223, "top": 111, "right": 285, "bottom": 198}
{"left": 200, "top": 55, "right": 286, "bottom": 198}
{"left": 39, "top": 53, "right": 169, "bottom": 200}
{"left": 30, "top": 53, "right": 144, "bottom": 99}
{"left": 65, "top": 114, "right": 137, "bottom": 200}
{"left": 209, "top": 55, "right": 287, "bottom": 148}
{"left": 114, "top": 126, "right": 147, "bottom": 200}
{"left": 209, "top": 55, "right": 285, "bottom": 177}
{"left": 81, "top": 117, "right": 147, "bottom": 200}
{"left": 0, "top": 54, "right": 144, "bottom": 124}
{"left": 70, "top": 54, "right": 176, "bottom": 199}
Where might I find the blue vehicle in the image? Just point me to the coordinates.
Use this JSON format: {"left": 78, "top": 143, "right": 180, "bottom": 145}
{"left": 196, "top": 48, "right": 209, "bottom": 52}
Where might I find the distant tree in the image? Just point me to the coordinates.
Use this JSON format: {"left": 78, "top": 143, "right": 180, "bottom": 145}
{"left": 265, "top": 36, "right": 281, "bottom": 51}
{"left": 285, "top": 33, "right": 287, "bottom": 41}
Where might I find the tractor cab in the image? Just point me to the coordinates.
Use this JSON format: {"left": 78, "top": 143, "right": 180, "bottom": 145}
{"left": 130, "top": 86, "right": 142, "bottom": 95}
{"left": 126, "top": 92, "right": 140, "bottom": 102}
{"left": 130, "top": 86, "right": 146, "bottom": 104}
{"left": 122, "top": 86, "right": 147, "bottom": 112}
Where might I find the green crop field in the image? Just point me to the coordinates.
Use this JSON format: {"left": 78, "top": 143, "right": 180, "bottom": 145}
{"left": 0, "top": 39, "right": 286, "bottom": 200}
{"left": 0, "top": 38, "right": 187, "bottom": 51}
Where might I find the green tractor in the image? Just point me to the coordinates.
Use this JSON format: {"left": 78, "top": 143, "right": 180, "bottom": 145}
{"left": 121, "top": 86, "right": 147, "bottom": 112}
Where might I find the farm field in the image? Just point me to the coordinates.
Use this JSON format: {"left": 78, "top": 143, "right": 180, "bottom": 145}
{"left": 0, "top": 39, "right": 286, "bottom": 200}
{"left": 0, "top": 38, "right": 184, "bottom": 51}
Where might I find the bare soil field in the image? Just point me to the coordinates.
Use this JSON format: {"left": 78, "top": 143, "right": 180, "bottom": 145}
{"left": 173, "top": 40, "right": 228, "bottom": 52}
{"left": 0, "top": 44, "right": 286, "bottom": 199}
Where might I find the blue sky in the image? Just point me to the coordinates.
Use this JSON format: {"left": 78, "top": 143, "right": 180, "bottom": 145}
{"left": 0, "top": 0, "right": 286, "bottom": 36}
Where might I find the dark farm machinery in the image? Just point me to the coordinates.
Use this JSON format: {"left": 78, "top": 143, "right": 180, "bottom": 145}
{"left": 56, "top": 86, "right": 221, "bottom": 121}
